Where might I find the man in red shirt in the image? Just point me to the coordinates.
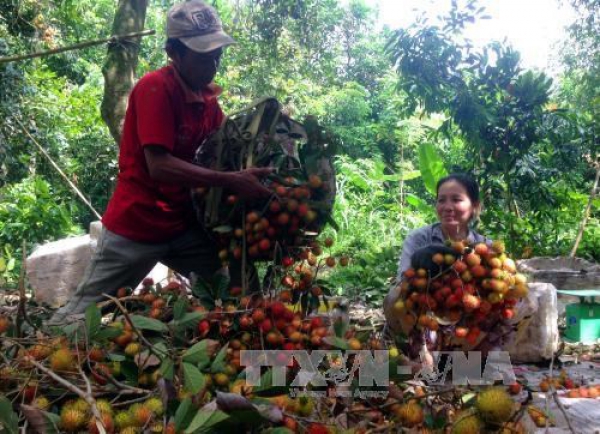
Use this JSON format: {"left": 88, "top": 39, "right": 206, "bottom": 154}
{"left": 50, "top": 0, "right": 271, "bottom": 323}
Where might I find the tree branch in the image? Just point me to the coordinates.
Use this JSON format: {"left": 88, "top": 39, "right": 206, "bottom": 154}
{"left": 0, "top": 30, "right": 155, "bottom": 64}
{"left": 103, "top": 294, "right": 168, "bottom": 359}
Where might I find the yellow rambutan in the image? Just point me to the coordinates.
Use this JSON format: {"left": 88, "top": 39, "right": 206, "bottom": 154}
{"left": 475, "top": 387, "right": 515, "bottom": 425}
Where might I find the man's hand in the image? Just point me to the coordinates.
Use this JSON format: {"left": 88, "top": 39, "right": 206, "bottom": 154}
{"left": 227, "top": 167, "right": 274, "bottom": 200}
{"left": 410, "top": 245, "right": 459, "bottom": 274}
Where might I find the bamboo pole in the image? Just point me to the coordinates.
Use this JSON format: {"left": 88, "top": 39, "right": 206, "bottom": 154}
{"left": 0, "top": 29, "right": 155, "bottom": 64}
{"left": 14, "top": 117, "right": 102, "bottom": 220}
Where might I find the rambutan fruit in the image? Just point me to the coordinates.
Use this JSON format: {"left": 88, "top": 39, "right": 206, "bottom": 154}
{"left": 306, "top": 423, "right": 329, "bottom": 434}
{"left": 455, "top": 327, "right": 469, "bottom": 338}
{"left": 149, "top": 421, "right": 164, "bottom": 433}
{"left": 213, "top": 372, "right": 230, "bottom": 388}
{"left": 114, "top": 410, "right": 133, "bottom": 429}
{"left": 451, "top": 410, "right": 484, "bottom": 434}
{"left": 87, "top": 346, "right": 105, "bottom": 363}
{"left": 124, "top": 342, "right": 141, "bottom": 357}
{"left": 96, "top": 399, "right": 113, "bottom": 416}
{"left": 492, "top": 240, "right": 506, "bottom": 254}
{"left": 295, "top": 396, "right": 315, "bottom": 417}
{"left": 71, "top": 398, "right": 91, "bottom": 415}
{"left": 0, "top": 315, "right": 10, "bottom": 333}
{"left": 462, "top": 294, "right": 481, "bottom": 311}
{"left": 32, "top": 395, "right": 50, "bottom": 410}
{"left": 394, "top": 401, "right": 424, "bottom": 427}
{"left": 87, "top": 413, "right": 115, "bottom": 434}
{"left": 50, "top": 347, "right": 74, "bottom": 372}
{"left": 60, "top": 408, "right": 86, "bottom": 432}
{"left": 475, "top": 387, "right": 515, "bottom": 425}
{"left": 144, "top": 397, "right": 164, "bottom": 416}
{"left": 129, "top": 403, "right": 153, "bottom": 427}
{"left": 29, "top": 344, "right": 52, "bottom": 360}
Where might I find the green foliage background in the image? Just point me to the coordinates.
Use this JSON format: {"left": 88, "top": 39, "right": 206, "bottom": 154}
{"left": 0, "top": 0, "right": 598, "bottom": 302}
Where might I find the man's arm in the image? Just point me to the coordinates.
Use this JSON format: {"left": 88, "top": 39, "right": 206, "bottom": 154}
{"left": 144, "top": 146, "right": 272, "bottom": 200}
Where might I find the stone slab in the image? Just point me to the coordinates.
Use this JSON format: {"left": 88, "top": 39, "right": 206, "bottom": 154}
{"left": 26, "top": 221, "right": 169, "bottom": 308}
{"left": 27, "top": 234, "right": 94, "bottom": 308}
{"left": 518, "top": 257, "right": 600, "bottom": 290}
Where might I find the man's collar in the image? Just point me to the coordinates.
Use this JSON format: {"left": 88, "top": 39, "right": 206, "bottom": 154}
{"left": 170, "top": 64, "right": 222, "bottom": 104}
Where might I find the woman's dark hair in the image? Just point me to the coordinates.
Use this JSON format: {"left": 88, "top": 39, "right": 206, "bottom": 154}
{"left": 165, "top": 38, "right": 189, "bottom": 58}
{"left": 436, "top": 173, "right": 480, "bottom": 203}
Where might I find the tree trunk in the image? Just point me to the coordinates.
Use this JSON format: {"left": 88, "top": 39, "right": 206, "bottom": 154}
{"left": 101, "top": 0, "right": 149, "bottom": 145}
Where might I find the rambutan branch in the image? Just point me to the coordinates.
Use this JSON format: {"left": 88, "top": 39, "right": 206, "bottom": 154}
{"left": 103, "top": 294, "right": 167, "bottom": 359}
{"left": 21, "top": 355, "right": 106, "bottom": 433}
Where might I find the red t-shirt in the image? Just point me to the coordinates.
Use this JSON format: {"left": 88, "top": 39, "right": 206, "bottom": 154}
{"left": 102, "top": 65, "right": 224, "bottom": 242}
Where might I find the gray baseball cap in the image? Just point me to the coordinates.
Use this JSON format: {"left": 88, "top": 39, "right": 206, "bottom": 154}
{"left": 167, "top": 0, "right": 235, "bottom": 53}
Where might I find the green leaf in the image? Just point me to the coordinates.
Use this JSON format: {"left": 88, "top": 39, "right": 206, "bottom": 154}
{"left": 212, "top": 225, "right": 233, "bottom": 234}
{"left": 0, "top": 257, "right": 6, "bottom": 273}
{"left": 107, "top": 353, "right": 126, "bottom": 362}
{"left": 210, "top": 343, "right": 229, "bottom": 373}
{"left": 251, "top": 369, "right": 288, "bottom": 396}
{"left": 43, "top": 411, "right": 61, "bottom": 432}
{"left": 154, "top": 341, "right": 168, "bottom": 356}
{"left": 173, "top": 298, "right": 189, "bottom": 321}
{"left": 292, "top": 287, "right": 301, "bottom": 304}
{"left": 418, "top": 143, "right": 447, "bottom": 196}
{"left": 321, "top": 336, "right": 349, "bottom": 350}
{"left": 323, "top": 213, "right": 340, "bottom": 231}
{"left": 309, "top": 293, "right": 320, "bottom": 313}
{"left": 0, "top": 396, "right": 19, "bottom": 434}
{"left": 382, "top": 174, "right": 401, "bottom": 181}
{"left": 300, "top": 292, "right": 308, "bottom": 315}
{"left": 129, "top": 315, "right": 168, "bottom": 332}
{"left": 85, "top": 303, "right": 101, "bottom": 339}
{"left": 461, "top": 392, "right": 476, "bottom": 405}
{"left": 213, "top": 273, "right": 230, "bottom": 301}
{"left": 269, "top": 429, "right": 295, "bottom": 434}
{"left": 62, "top": 322, "right": 83, "bottom": 338}
{"left": 191, "top": 277, "right": 213, "bottom": 304}
{"left": 184, "top": 405, "right": 229, "bottom": 434}
{"left": 95, "top": 327, "right": 123, "bottom": 341}
{"left": 182, "top": 340, "right": 213, "bottom": 366}
{"left": 405, "top": 193, "right": 434, "bottom": 214}
{"left": 159, "top": 358, "right": 174, "bottom": 381}
{"left": 425, "top": 414, "right": 448, "bottom": 429}
{"left": 175, "top": 312, "right": 204, "bottom": 331}
{"left": 399, "top": 170, "right": 421, "bottom": 181}
{"left": 174, "top": 398, "right": 194, "bottom": 432}
{"left": 333, "top": 317, "right": 348, "bottom": 338}
{"left": 252, "top": 369, "right": 274, "bottom": 394}
{"left": 120, "top": 361, "right": 140, "bottom": 385}
{"left": 183, "top": 362, "right": 206, "bottom": 394}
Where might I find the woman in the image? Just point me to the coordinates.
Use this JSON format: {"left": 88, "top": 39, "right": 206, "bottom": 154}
{"left": 384, "top": 173, "right": 514, "bottom": 362}
{"left": 395, "top": 173, "right": 486, "bottom": 279}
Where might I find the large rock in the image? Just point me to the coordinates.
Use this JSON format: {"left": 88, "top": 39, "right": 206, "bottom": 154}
{"left": 505, "top": 282, "right": 559, "bottom": 363}
{"left": 26, "top": 222, "right": 168, "bottom": 308}
{"left": 517, "top": 256, "right": 600, "bottom": 290}
{"left": 27, "top": 232, "right": 95, "bottom": 308}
